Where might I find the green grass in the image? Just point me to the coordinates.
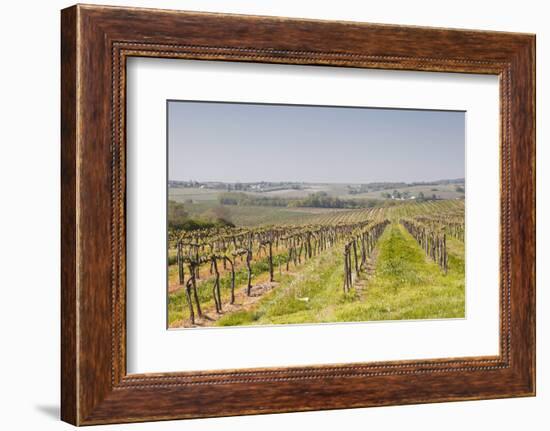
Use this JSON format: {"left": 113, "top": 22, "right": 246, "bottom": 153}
{"left": 333, "top": 223, "right": 465, "bottom": 322}
{"left": 216, "top": 246, "right": 348, "bottom": 326}
{"left": 215, "top": 222, "right": 465, "bottom": 326}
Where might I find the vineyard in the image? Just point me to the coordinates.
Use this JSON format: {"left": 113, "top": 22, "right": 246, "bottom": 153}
{"left": 168, "top": 200, "right": 465, "bottom": 328}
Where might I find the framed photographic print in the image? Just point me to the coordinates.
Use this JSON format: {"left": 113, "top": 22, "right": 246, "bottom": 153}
{"left": 61, "top": 4, "right": 536, "bottom": 425}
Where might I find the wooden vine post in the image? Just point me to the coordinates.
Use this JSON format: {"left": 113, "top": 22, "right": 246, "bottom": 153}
{"left": 246, "top": 233, "right": 253, "bottom": 296}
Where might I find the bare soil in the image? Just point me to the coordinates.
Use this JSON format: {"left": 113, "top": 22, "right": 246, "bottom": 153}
{"left": 170, "top": 278, "right": 279, "bottom": 328}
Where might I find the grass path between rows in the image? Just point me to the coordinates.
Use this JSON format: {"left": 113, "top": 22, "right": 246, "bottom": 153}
{"left": 214, "top": 222, "right": 465, "bottom": 326}
{"left": 332, "top": 223, "right": 465, "bottom": 322}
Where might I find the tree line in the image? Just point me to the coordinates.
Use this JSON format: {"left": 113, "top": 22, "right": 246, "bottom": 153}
{"left": 218, "top": 191, "right": 382, "bottom": 209}
{"left": 168, "top": 200, "right": 234, "bottom": 231}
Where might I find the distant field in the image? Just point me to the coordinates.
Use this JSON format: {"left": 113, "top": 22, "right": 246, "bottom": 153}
{"left": 169, "top": 181, "right": 465, "bottom": 202}
{"left": 194, "top": 201, "right": 344, "bottom": 226}
{"left": 169, "top": 184, "right": 463, "bottom": 228}
{"left": 168, "top": 187, "right": 222, "bottom": 202}
{"left": 169, "top": 187, "right": 351, "bottom": 227}
{"left": 348, "top": 183, "right": 464, "bottom": 200}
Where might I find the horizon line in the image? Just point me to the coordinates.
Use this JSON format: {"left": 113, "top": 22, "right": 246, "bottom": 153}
{"left": 168, "top": 177, "right": 465, "bottom": 184}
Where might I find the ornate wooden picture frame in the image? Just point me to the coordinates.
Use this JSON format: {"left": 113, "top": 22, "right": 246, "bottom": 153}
{"left": 61, "top": 4, "right": 535, "bottom": 425}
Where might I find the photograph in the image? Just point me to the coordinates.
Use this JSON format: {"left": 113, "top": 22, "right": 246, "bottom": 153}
{"left": 167, "top": 101, "right": 466, "bottom": 328}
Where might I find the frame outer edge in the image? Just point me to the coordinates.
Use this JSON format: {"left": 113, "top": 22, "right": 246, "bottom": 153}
{"left": 526, "top": 35, "right": 536, "bottom": 396}
{"left": 531, "top": 34, "right": 536, "bottom": 396}
{"left": 61, "top": 4, "right": 79, "bottom": 426}
{"left": 523, "top": 34, "right": 536, "bottom": 395}
{"left": 505, "top": 35, "right": 536, "bottom": 396}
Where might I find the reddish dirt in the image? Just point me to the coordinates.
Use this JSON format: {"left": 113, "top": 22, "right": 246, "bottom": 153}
{"left": 170, "top": 278, "right": 279, "bottom": 328}
{"left": 168, "top": 247, "right": 287, "bottom": 294}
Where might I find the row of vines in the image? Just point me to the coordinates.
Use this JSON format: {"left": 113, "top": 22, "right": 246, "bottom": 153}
{"left": 400, "top": 205, "right": 465, "bottom": 272}
{"left": 342, "top": 220, "right": 390, "bottom": 292}
{"left": 170, "top": 217, "right": 390, "bottom": 324}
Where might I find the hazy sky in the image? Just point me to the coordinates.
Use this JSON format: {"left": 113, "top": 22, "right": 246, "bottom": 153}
{"left": 168, "top": 101, "right": 464, "bottom": 183}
